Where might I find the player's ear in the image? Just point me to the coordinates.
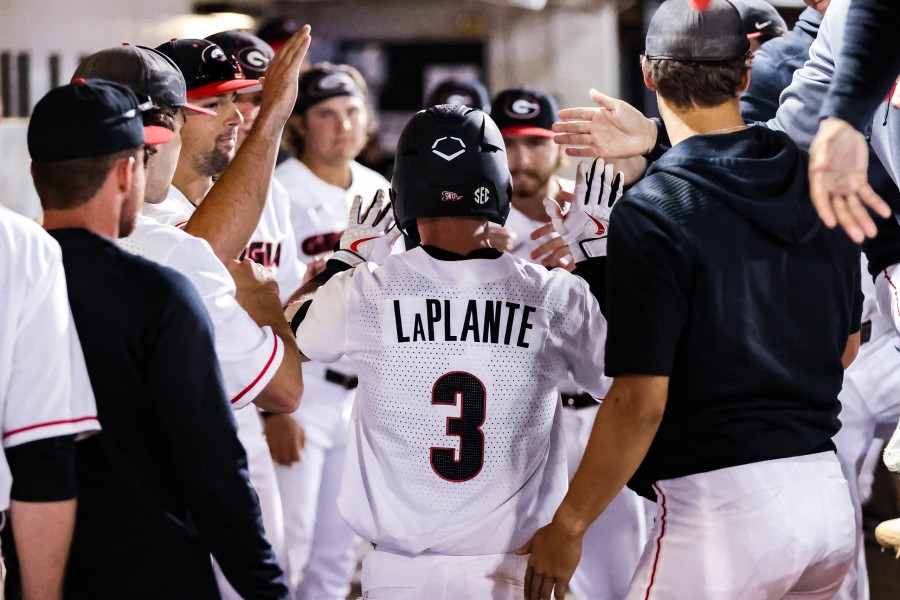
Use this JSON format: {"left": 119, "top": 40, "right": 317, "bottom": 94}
{"left": 641, "top": 57, "right": 656, "bottom": 92}
{"left": 113, "top": 155, "right": 135, "bottom": 195}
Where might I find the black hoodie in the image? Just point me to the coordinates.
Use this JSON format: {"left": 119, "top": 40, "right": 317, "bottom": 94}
{"left": 602, "top": 125, "right": 862, "bottom": 499}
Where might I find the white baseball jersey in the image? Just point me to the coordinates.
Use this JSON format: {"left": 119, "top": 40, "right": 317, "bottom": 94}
{"left": 295, "top": 247, "right": 607, "bottom": 555}
{"left": 142, "top": 183, "right": 306, "bottom": 303}
{"left": 119, "top": 214, "right": 284, "bottom": 409}
{"left": 274, "top": 158, "right": 390, "bottom": 262}
{"left": 0, "top": 206, "right": 100, "bottom": 509}
{"left": 274, "top": 157, "right": 391, "bottom": 401}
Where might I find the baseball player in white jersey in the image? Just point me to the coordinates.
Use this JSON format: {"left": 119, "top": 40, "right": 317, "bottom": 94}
{"left": 147, "top": 33, "right": 314, "bottom": 594}
{"left": 284, "top": 105, "right": 608, "bottom": 599}
{"left": 0, "top": 205, "right": 100, "bottom": 598}
{"left": 73, "top": 33, "right": 312, "bottom": 591}
{"left": 271, "top": 63, "right": 390, "bottom": 600}
{"left": 488, "top": 86, "right": 649, "bottom": 600}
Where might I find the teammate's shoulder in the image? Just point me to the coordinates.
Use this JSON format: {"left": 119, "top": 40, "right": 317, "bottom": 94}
{"left": 0, "top": 205, "right": 59, "bottom": 257}
{"left": 120, "top": 216, "right": 210, "bottom": 265}
{"left": 274, "top": 156, "right": 311, "bottom": 185}
{"left": 0, "top": 207, "right": 63, "bottom": 287}
{"left": 350, "top": 160, "right": 390, "bottom": 188}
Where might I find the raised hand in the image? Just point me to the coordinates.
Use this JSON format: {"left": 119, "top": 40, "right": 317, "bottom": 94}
{"left": 258, "top": 25, "right": 313, "bottom": 125}
{"left": 335, "top": 190, "right": 401, "bottom": 267}
{"left": 809, "top": 117, "right": 891, "bottom": 243}
{"left": 544, "top": 159, "right": 623, "bottom": 264}
{"left": 553, "top": 89, "right": 658, "bottom": 159}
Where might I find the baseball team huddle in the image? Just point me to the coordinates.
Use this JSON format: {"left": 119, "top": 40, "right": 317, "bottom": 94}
{"left": 3, "top": 0, "right": 900, "bottom": 598}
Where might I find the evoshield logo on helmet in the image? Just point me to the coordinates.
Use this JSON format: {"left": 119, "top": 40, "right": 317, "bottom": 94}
{"left": 239, "top": 48, "right": 269, "bottom": 70}
{"left": 474, "top": 187, "right": 490, "bottom": 204}
{"left": 507, "top": 98, "right": 540, "bottom": 118}
{"left": 432, "top": 136, "right": 466, "bottom": 161}
{"left": 317, "top": 72, "right": 355, "bottom": 92}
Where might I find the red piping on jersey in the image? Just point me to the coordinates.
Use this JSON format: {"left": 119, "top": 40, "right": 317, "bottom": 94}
{"left": 883, "top": 269, "right": 900, "bottom": 319}
{"left": 3, "top": 415, "right": 99, "bottom": 440}
{"left": 175, "top": 220, "right": 189, "bottom": 229}
{"left": 230, "top": 335, "right": 280, "bottom": 405}
{"left": 643, "top": 483, "right": 668, "bottom": 600}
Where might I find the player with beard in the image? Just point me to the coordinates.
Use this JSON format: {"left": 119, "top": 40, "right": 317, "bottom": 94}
{"left": 205, "top": 30, "right": 307, "bottom": 303}
{"left": 488, "top": 87, "right": 649, "bottom": 600}
{"left": 31, "top": 79, "right": 289, "bottom": 599}
{"left": 148, "top": 35, "right": 313, "bottom": 595}
{"left": 271, "top": 63, "right": 390, "bottom": 600}
{"left": 485, "top": 88, "right": 567, "bottom": 258}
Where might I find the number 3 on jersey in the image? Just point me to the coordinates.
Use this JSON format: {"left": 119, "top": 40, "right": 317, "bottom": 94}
{"left": 430, "top": 371, "right": 486, "bottom": 482}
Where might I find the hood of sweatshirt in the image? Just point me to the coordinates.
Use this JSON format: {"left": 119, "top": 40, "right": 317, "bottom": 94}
{"left": 648, "top": 124, "right": 818, "bottom": 244}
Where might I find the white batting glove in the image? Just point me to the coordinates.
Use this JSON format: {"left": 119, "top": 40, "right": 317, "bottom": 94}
{"left": 333, "top": 190, "right": 401, "bottom": 267}
{"left": 543, "top": 158, "right": 623, "bottom": 263}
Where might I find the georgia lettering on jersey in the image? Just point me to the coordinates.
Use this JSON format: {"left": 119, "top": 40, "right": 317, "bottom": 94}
{"left": 384, "top": 297, "right": 550, "bottom": 349}
{"left": 241, "top": 241, "right": 282, "bottom": 268}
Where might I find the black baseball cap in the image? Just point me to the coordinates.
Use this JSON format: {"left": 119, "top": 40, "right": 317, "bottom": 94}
{"left": 155, "top": 39, "right": 259, "bottom": 99}
{"left": 729, "top": 0, "right": 787, "bottom": 42}
{"left": 73, "top": 44, "right": 215, "bottom": 116}
{"left": 294, "top": 65, "right": 366, "bottom": 114}
{"left": 490, "top": 87, "right": 558, "bottom": 138}
{"left": 425, "top": 79, "right": 490, "bottom": 112}
{"left": 645, "top": 0, "right": 750, "bottom": 62}
{"left": 206, "top": 30, "right": 274, "bottom": 82}
{"left": 28, "top": 78, "right": 174, "bottom": 162}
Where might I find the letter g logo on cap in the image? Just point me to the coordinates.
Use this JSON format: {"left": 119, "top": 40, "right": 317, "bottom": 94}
{"left": 506, "top": 98, "right": 540, "bottom": 119}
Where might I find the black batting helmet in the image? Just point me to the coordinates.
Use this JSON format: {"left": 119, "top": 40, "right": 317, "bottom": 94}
{"left": 391, "top": 105, "right": 512, "bottom": 239}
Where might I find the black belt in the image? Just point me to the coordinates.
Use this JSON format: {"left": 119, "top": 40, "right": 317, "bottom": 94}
{"left": 561, "top": 392, "right": 598, "bottom": 410}
{"left": 860, "top": 319, "right": 872, "bottom": 345}
{"left": 325, "top": 369, "right": 358, "bottom": 390}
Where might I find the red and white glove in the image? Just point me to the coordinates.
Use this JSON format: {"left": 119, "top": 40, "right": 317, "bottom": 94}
{"left": 544, "top": 158, "right": 623, "bottom": 263}
{"left": 333, "top": 190, "right": 401, "bottom": 267}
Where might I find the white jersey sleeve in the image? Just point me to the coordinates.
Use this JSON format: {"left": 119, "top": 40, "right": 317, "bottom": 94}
{"left": 553, "top": 275, "right": 610, "bottom": 397}
{"left": 120, "top": 217, "right": 284, "bottom": 409}
{"left": 0, "top": 208, "right": 100, "bottom": 508}
{"left": 294, "top": 267, "right": 361, "bottom": 362}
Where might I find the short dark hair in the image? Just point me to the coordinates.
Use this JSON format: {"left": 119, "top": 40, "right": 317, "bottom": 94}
{"left": 143, "top": 105, "right": 179, "bottom": 131}
{"left": 642, "top": 57, "right": 749, "bottom": 111}
{"left": 141, "top": 106, "right": 180, "bottom": 164}
{"left": 32, "top": 148, "right": 138, "bottom": 210}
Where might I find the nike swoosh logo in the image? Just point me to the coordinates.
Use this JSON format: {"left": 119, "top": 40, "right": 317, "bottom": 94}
{"left": 586, "top": 214, "right": 606, "bottom": 236}
{"left": 755, "top": 20, "right": 772, "bottom": 29}
{"left": 350, "top": 236, "right": 379, "bottom": 252}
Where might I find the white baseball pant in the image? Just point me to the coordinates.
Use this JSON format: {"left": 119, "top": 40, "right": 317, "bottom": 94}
{"left": 624, "top": 453, "right": 855, "bottom": 600}
{"left": 562, "top": 404, "right": 650, "bottom": 600}
{"left": 360, "top": 549, "right": 526, "bottom": 599}
{"left": 832, "top": 302, "right": 900, "bottom": 600}
{"left": 274, "top": 366, "right": 359, "bottom": 600}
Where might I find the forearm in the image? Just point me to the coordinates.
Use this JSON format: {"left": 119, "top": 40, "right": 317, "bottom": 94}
{"left": 820, "top": 0, "right": 900, "bottom": 132}
{"left": 184, "top": 112, "right": 285, "bottom": 263}
{"left": 10, "top": 499, "right": 76, "bottom": 600}
{"left": 552, "top": 376, "right": 665, "bottom": 536}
